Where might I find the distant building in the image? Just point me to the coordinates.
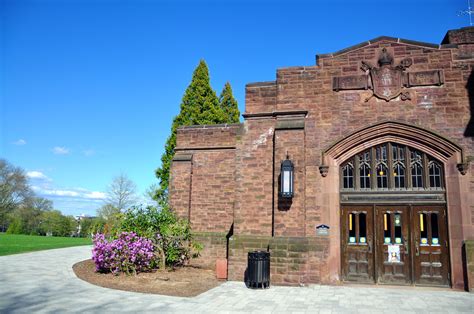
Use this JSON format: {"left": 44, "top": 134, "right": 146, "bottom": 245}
{"left": 75, "top": 214, "right": 96, "bottom": 236}
{"left": 169, "top": 27, "right": 474, "bottom": 290}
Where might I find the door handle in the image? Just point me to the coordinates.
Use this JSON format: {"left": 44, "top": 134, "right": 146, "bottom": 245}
{"left": 368, "top": 239, "right": 372, "bottom": 254}
{"left": 404, "top": 237, "right": 408, "bottom": 254}
{"left": 415, "top": 241, "right": 419, "bottom": 256}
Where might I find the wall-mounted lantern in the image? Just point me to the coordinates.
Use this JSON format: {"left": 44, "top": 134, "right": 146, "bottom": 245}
{"left": 280, "top": 155, "right": 294, "bottom": 198}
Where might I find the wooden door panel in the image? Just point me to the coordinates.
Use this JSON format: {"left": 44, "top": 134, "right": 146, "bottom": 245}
{"left": 341, "top": 206, "right": 374, "bottom": 283}
{"left": 342, "top": 204, "right": 450, "bottom": 287}
{"left": 413, "top": 206, "right": 449, "bottom": 286}
{"left": 347, "top": 250, "right": 370, "bottom": 278}
{"left": 375, "top": 206, "right": 411, "bottom": 285}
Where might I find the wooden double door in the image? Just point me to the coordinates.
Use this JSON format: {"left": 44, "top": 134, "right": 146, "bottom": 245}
{"left": 341, "top": 205, "right": 450, "bottom": 286}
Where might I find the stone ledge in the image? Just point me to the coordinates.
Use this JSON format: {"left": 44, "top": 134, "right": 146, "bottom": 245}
{"left": 177, "top": 123, "right": 242, "bottom": 130}
{"left": 172, "top": 153, "right": 193, "bottom": 161}
{"left": 275, "top": 119, "right": 305, "bottom": 130}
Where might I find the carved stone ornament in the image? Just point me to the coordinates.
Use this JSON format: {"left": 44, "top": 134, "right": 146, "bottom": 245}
{"left": 457, "top": 162, "right": 469, "bottom": 175}
{"left": 362, "top": 48, "right": 412, "bottom": 102}
{"left": 319, "top": 165, "right": 329, "bottom": 177}
{"left": 332, "top": 48, "right": 444, "bottom": 102}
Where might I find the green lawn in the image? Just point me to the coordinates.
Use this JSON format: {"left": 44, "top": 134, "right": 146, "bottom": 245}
{"left": 0, "top": 233, "right": 92, "bottom": 256}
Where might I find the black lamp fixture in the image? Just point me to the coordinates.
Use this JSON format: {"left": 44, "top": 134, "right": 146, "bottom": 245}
{"left": 280, "top": 152, "right": 294, "bottom": 198}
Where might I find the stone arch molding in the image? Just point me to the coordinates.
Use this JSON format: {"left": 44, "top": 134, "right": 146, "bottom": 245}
{"left": 319, "top": 121, "right": 468, "bottom": 177}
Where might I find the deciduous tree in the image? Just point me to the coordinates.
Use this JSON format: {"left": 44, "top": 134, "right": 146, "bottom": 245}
{"left": 106, "top": 174, "right": 137, "bottom": 212}
{"left": 0, "top": 159, "right": 34, "bottom": 231}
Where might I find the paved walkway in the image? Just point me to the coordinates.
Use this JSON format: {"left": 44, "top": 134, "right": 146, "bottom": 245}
{"left": 0, "top": 246, "right": 472, "bottom": 313}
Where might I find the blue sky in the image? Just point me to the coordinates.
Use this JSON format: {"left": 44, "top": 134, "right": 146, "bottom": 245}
{"left": 0, "top": 0, "right": 470, "bottom": 216}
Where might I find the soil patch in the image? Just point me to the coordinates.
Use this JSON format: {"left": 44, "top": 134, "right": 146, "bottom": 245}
{"left": 73, "top": 259, "right": 223, "bottom": 297}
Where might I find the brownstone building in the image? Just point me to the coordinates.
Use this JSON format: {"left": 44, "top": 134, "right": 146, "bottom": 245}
{"left": 169, "top": 27, "right": 474, "bottom": 290}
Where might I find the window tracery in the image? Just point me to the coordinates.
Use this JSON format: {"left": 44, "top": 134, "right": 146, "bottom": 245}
{"left": 340, "top": 143, "right": 444, "bottom": 191}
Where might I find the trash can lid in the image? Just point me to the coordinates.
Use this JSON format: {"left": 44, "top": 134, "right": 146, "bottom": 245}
{"left": 248, "top": 251, "right": 270, "bottom": 258}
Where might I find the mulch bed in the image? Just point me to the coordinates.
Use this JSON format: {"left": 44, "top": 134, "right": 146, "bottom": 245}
{"left": 73, "top": 259, "right": 223, "bottom": 297}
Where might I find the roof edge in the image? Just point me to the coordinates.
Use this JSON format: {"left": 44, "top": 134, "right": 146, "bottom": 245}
{"left": 246, "top": 81, "right": 276, "bottom": 88}
{"left": 316, "top": 36, "right": 442, "bottom": 61}
{"left": 177, "top": 123, "right": 242, "bottom": 131}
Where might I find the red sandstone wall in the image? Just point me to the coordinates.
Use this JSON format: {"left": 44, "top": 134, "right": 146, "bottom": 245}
{"left": 233, "top": 119, "right": 275, "bottom": 235}
{"left": 276, "top": 44, "right": 472, "bottom": 159}
{"left": 273, "top": 127, "right": 306, "bottom": 237}
{"left": 272, "top": 40, "right": 474, "bottom": 241}
{"left": 169, "top": 159, "right": 192, "bottom": 219}
{"left": 233, "top": 30, "right": 473, "bottom": 286}
{"left": 245, "top": 82, "right": 277, "bottom": 114}
{"left": 176, "top": 124, "right": 239, "bottom": 149}
{"left": 169, "top": 124, "right": 240, "bottom": 234}
{"left": 190, "top": 232, "right": 227, "bottom": 270}
{"left": 443, "top": 26, "right": 474, "bottom": 45}
{"left": 189, "top": 149, "right": 235, "bottom": 233}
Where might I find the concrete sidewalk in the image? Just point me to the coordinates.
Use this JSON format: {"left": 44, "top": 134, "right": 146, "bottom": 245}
{"left": 0, "top": 246, "right": 472, "bottom": 313}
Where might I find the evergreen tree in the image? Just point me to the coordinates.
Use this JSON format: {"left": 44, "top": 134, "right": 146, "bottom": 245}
{"left": 155, "top": 60, "right": 227, "bottom": 205}
{"left": 218, "top": 82, "right": 240, "bottom": 123}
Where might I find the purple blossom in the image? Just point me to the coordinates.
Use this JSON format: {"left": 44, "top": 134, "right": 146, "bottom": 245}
{"left": 92, "top": 232, "right": 156, "bottom": 274}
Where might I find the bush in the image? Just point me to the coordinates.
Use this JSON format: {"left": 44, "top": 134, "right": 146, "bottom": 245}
{"left": 119, "top": 206, "right": 202, "bottom": 269}
{"left": 6, "top": 217, "right": 23, "bottom": 234}
{"left": 92, "top": 232, "right": 155, "bottom": 275}
{"left": 89, "top": 217, "right": 107, "bottom": 235}
{"left": 80, "top": 217, "right": 105, "bottom": 237}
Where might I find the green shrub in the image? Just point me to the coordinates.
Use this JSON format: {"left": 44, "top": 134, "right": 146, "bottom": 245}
{"left": 119, "top": 205, "right": 202, "bottom": 269}
{"left": 90, "top": 217, "right": 107, "bottom": 235}
{"left": 6, "top": 218, "right": 23, "bottom": 234}
{"left": 79, "top": 217, "right": 104, "bottom": 237}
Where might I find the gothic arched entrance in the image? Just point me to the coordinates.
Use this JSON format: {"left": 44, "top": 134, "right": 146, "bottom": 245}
{"left": 339, "top": 142, "right": 449, "bottom": 286}
{"left": 320, "top": 121, "right": 467, "bottom": 288}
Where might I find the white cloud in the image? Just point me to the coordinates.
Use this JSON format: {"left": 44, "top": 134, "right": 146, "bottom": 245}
{"left": 83, "top": 149, "right": 95, "bottom": 157}
{"left": 83, "top": 191, "right": 107, "bottom": 199}
{"left": 42, "top": 189, "right": 80, "bottom": 197}
{"left": 30, "top": 177, "right": 107, "bottom": 216}
{"left": 52, "top": 146, "right": 70, "bottom": 155}
{"left": 26, "top": 171, "right": 50, "bottom": 181}
{"left": 13, "top": 139, "right": 27, "bottom": 145}
{"left": 33, "top": 185, "right": 106, "bottom": 201}
{"left": 31, "top": 185, "right": 41, "bottom": 192}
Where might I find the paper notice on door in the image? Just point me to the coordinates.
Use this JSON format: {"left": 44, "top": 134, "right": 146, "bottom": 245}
{"left": 387, "top": 244, "right": 401, "bottom": 263}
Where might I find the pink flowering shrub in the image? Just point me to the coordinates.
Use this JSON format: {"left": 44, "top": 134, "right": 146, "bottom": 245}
{"left": 92, "top": 232, "right": 156, "bottom": 275}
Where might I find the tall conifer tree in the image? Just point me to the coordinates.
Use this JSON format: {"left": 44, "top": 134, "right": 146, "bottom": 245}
{"left": 218, "top": 82, "right": 240, "bottom": 123}
{"left": 155, "top": 60, "right": 227, "bottom": 205}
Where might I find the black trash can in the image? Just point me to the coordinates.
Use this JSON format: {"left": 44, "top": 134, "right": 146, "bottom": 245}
{"left": 246, "top": 251, "right": 270, "bottom": 289}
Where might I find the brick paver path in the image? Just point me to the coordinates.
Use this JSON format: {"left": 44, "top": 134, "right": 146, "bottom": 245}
{"left": 0, "top": 246, "right": 472, "bottom": 313}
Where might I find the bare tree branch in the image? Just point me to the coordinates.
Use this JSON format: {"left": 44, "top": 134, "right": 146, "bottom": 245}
{"left": 106, "top": 174, "right": 137, "bottom": 212}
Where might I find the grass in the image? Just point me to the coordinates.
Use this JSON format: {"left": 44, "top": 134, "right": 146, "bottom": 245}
{"left": 0, "top": 233, "right": 91, "bottom": 256}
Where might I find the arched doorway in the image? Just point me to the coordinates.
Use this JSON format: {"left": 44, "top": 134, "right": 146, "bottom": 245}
{"left": 339, "top": 142, "right": 449, "bottom": 286}
{"left": 320, "top": 121, "right": 467, "bottom": 289}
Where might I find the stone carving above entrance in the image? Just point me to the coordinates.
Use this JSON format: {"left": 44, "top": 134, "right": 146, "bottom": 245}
{"left": 361, "top": 48, "right": 411, "bottom": 101}
{"left": 332, "top": 48, "right": 445, "bottom": 102}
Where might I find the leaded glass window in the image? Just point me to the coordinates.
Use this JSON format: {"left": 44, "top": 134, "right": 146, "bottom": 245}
{"left": 340, "top": 143, "right": 443, "bottom": 191}
{"left": 392, "top": 145, "right": 405, "bottom": 188}
{"left": 376, "top": 145, "right": 388, "bottom": 188}
{"left": 342, "top": 162, "right": 354, "bottom": 189}
{"left": 429, "top": 159, "right": 442, "bottom": 189}
{"left": 359, "top": 151, "right": 371, "bottom": 189}
{"left": 411, "top": 149, "right": 423, "bottom": 188}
